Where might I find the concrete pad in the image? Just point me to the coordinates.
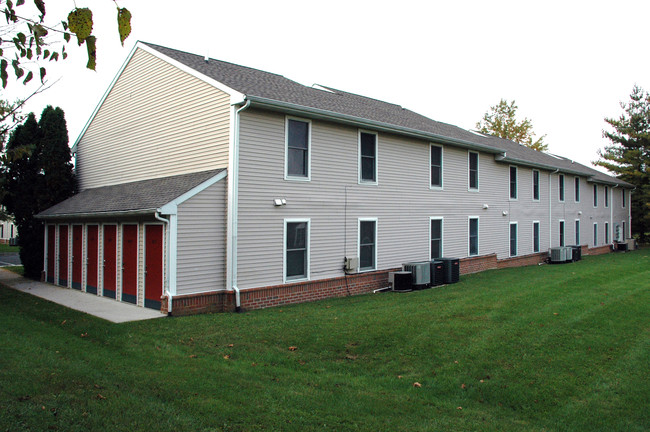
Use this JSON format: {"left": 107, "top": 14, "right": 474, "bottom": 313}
{"left": 0, "top": 268, "right": 166, "bottom": 323}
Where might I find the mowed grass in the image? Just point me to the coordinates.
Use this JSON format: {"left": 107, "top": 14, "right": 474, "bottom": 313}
{"left": 0, "top": 243, "right": 19, "bottom": 253}
{"left": 1, "top": 250, "right": 649, "bottom": 432}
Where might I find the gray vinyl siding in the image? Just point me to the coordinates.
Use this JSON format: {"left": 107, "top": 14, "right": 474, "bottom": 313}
{"left": 176, "top": 179, "right": 227, "bottom": 295}
{"left": 237, "top": 110, "right": 539, "bottom": 290}
{"left": 76, "top": 48, "right": 231, "bottom": 190}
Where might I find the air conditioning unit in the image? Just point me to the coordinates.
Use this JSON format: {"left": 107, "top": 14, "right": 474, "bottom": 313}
{"left": 402, "top": 262, "right": 431, "bottom": 288}
{"left": 614, "top": 224, "right": 622, "bottom": 242}
{"left": 549, "top": 247, "right": 566, "bottom": 263}
{"left": 390, "top": 271, "right": 413, "bottom": 292}
{"left": 563, "top": 246, "right": 573, "bottom": 262}
{"left": 429, "top": 260, "right": 444, "bottom": 286}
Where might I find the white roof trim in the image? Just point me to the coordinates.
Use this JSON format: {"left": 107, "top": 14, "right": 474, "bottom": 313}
{"left": 158, "top": 169, "right": 227, "bottom": 215}
{"left": 72, "top": 41, "right": 246, "bottom": 153}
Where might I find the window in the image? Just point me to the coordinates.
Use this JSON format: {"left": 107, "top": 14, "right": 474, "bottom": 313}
{"left": 604, "top": 186, "right": 609, "bottom": 208}
{"left": 575, "top": 177, "right": 580, "bottom": 202}
{"left": 430, "top": 218, "right": 443, "bottom": 259}
{"left": 285, "top": 118, "right": 310, "bottom": 179}
{"left": 430, "top": 145, "right": 443, "bottom": 188}
{"left": 622, "top": 189, "right": 626, "bottom": 207}
{"left": 593, "top": 184, "right": 598, "bottom": 207}
{"left": 510, "top": 222, "right": 518, "bottom": 257}
{"left": 559, "top": 220, "right": 565, "bottom": 247}
{"left": 359, "top": 131, "right": 377, "bottom": 184}
{"left": 285, "top": 220, "right": 309, "bottom": 281}
{"left": 593, "top": 223, "right": 598, "bottom": 246}
{"left": 532, "top": 170, "right": 540, "bottom": 201}
{"left": 509, "top": 166, "right": 517, "bottom": 199}
{"left": 623, "top": 221, "right": 626, "bottom": 240}
{"left": 468, "top": 217, "right": 479, "bottom": 256}
{"left": 468, "top": 152, "right": 479, "bottom": 190}
{"left": 605, "top": 222, "right": 609, "bottom": 244}
{"left": 575, "top": 220, "right": 580, "bottom": 245}
{"left": 559, "top": 174, "right": 565, "bottom": 202}
{"left": 358, "top": 219, "right": 377, "bottom": 271}
{"left": 533, "top": 221, "right": 540, "bottom": 253}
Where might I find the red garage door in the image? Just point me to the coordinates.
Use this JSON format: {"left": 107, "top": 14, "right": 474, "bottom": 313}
{"left": 86, "top": 225, "right": 99, "bottom": 294}
{"left": 47, "top": 225, "right": 56, "bottom": 283}
{"left": 72, "top": 225, "right": 83, "bottom": 290}
{"left": 144, "top": 225, "right": 163, "bottom": 310}
{"left": 122, "top": 224, "right": 138, "bottom": 304}
{"left": 58, "top": 225, "right": 69, "bottom": 287}
{"left": 103, "top": 225, "right": 117, "bottom": 299}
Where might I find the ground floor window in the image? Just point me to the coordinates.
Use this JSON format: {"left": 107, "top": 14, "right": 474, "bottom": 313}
{"left": 430, "top": 218, "right": 443, "bottom": 259}
{"left": 593, "top": 223, "right": 598, "bottom": 246}
{"left": 575, "top": 220, "right": 580, "bottom": 245}
{"left": 605, "top": 222, "right": 609, "bottom": 244}
{"left": 285, "top": 220, "right": 309, "bottom": 281}
{"left": 559, "top": 220, "right": 565, "bottom": 247}
{"left": 469, "top": 217, "right": 479, "bottom": 256}
{"left": 510, "top": 222, "right": 518, "bottom": 257}
{"left": 359, "top": 219, "right": 377, "bottom": 271}
{"left": 533, "top": 221, "right": 540, "bottom": 253}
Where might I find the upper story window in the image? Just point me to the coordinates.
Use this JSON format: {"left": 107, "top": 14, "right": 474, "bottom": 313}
{"left": 532, "top": 170, "right": 540, "bottom": 201}
{"left": 359, "top": 131, "right": 377, "bottom": 184}
{"left": 430, "top": 217, "right": 443, "bottom": 259}
{"left": 430, "top": 145, "right": 443, "bottom": 188}
{"left": 593, "top": 184, "right": 598, "bottom": 207}
{"left": 622, "top": 188, "right": 626, "bottom": 207}
{"left": 558, "top": 174, "right": 565, "bottom": 202}
{"left": 604, "top": 186, "right": 609, "bottom": 208}
{"left": 509, "top": 166, "right": 517, "bottom": 199}
{"left": 285, "top": 118, "right": 311, "bottom": 180}
{"left": 285, "top": 219, "right": 309, "bottom": 282}
{"left": 575, "top": 177, "right": 580, "bottom": 202}
{"left": 468, "top": 151, "right": 479, "bottom": 190}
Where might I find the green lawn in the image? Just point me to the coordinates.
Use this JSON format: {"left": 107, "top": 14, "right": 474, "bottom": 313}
{"left": 1, "top": 250, "right": 649, "bottom": 432}
{"left": 0, "top": 243, "right": 19, "bottom": 253}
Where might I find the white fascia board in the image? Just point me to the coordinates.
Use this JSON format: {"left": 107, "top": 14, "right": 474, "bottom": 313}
{"left": 158, "top": 170, "right": 227, "bottom": 215}
{"left": 136, "top": 42, "right": 246, "bottom": 104}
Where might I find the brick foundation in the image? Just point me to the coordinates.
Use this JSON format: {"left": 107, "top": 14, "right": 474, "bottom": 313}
{"left": 169, "top": 246, "right": 614, "bottom": 315}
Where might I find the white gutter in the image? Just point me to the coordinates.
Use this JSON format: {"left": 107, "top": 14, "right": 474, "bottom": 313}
{"left": 227, "top": 99, "right": 251, "bottom": 312}
{"left": 154, "top": 212, "right": 172, "bottom": 315}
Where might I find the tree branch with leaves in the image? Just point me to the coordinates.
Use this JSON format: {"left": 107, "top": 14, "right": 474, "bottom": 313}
{"left": 476, "top": 99, "right": 548, "bottom": 152}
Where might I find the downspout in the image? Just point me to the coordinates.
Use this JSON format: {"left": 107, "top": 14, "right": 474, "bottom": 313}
{"left": 155, "top": 212, "right": 172, "bottom": 314}
{"left": 611, "top": 185, "right": 618, "bottom": 244}
{"left": 550, "top": 169, "right": 559, "bottom": 248}
{"left": 231, "top": 99, "right": 251, "bottom": 312}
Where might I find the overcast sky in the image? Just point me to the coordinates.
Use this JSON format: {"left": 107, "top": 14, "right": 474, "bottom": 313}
{"left": 5, "top": 0, "right": 650, "bottom": 172}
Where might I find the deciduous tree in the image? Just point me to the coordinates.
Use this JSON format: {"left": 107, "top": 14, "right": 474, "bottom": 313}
{"left": 476, "top": 99, "right": 548, "bottom": 152}
{"left": 596, "top": 85, "right": 650, "bottom": 241}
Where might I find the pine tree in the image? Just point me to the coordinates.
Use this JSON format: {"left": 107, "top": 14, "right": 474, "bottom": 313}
{"left": 2, "top": 106, "right": 75, "bottom": 278}
{"left": 595, "top": 85, "right": 650, "bottom": 241}
{"left": 476, "top": 99, "right": 548, "bottom": 152}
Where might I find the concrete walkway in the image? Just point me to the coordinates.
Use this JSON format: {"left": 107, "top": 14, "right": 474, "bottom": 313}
{"left": 0, "top": 268, "right": 166, "bottom": 323}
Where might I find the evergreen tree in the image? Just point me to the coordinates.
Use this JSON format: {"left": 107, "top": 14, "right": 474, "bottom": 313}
{"left": 476, "top": 99, "right": 548, "bottom": 152}
{"left": 596, "top": 85, "right": 650, "bottom": 241}
{"left": 2, "top": 106, "right": 75, "bottom": 278}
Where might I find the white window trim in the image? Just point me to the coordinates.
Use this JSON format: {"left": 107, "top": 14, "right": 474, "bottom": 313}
{"left": 574, "top": 177, "right": 580, "bottom": 203}
{"left": 357, "top": 217, "right": 378, "bottom": 272}
{"left": 429, "top": 216, "right": 444, "bottom": 259}
{"left": 510, "top": 221, "right": 518, "bottom": 257}
{"left": 532, "top": 170, "right": 540, "bottom": 202}
{"left": 429, "top": 144, "right": 443, "bottom": 190}
{"left": 284, "top": 116, "right": 312, "bottom": 181}
{"left": 358, "top": 130, "right": 378, "bottom": 185}
{"left": 468, "top": 216, "right": 479, "bottom": 256}
{"left": 593, "top": 222, "right": 598, "bottom": 246}
{"left": 509, "top": 165, "right": 518, "bottom": 200}
{"left": 283, "top": 218, "right": 311, "bottom": 283}
{"left": 575, "top": 219, "right": 581, "bottom": 246}
{"left": 558, "top": 174, "right": 565, "bottom": 202}
{"left": 559, "top": 219, "right": 565, "bottom": 247}
{"left": 468, "top": 151, "right": 479, "bottom": 192}
{"left": 532, "top": 221, "right": 540, "bottom": 253}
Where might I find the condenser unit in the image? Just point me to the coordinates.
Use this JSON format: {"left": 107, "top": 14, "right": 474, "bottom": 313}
{"left": 402, "top": 262, "right": 431, "bottom": 288}
{"left": 344, "top": 257, "right": 359, "bottom": 272}
{"left": 563, "top": 246, "right": 573, "bottom": 262}
{"left": 549, "top": 247, "right": 566, "bottom": 263}
{"left": 390, "top": 271, "right": 413, "bottom": 292}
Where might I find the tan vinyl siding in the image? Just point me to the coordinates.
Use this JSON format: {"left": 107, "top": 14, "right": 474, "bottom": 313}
{"left": 176, "top": 179, "right": 227, "bottom": 295}
{"left": 76, "top": 48, "right": 231, "bottom": 189}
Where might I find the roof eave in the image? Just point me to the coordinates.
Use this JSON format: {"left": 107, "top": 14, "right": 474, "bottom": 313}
{"left": 35, "top": 208, "right": 158, "bottom": 220}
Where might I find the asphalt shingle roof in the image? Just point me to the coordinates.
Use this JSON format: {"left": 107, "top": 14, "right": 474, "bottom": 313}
{"left": 143, "top": 42, "right": 631, "bottom": 187}
{"left": 37, "top": 169, "right": 224, "bottom": 218}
